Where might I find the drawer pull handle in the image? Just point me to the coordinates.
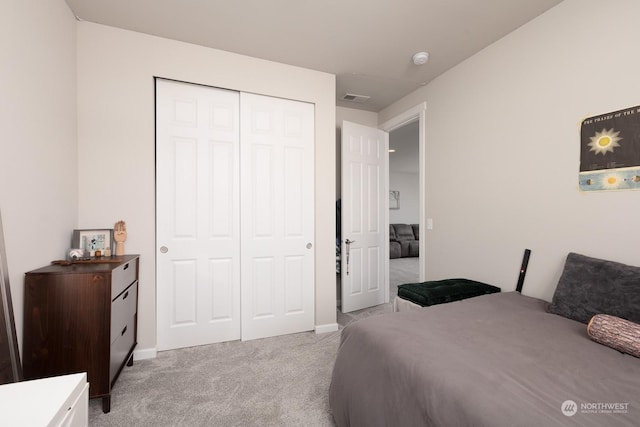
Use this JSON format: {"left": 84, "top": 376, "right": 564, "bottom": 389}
{"left": 123, "top": 263, "right": 129, "bottom": 270}
{"left": 121, "top": 325, "right": 127, "bottom": 336}
{"left": 123, "top": 291, "right": 129, "bottom": 300}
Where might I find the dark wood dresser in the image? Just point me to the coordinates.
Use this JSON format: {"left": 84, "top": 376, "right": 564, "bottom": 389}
{"left": 23, "top": 255, "right": 139, "bottom": 413}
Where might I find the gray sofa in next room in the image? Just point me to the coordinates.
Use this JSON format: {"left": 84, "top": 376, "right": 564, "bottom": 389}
{"left": 390, "top": 224, "right": 419, "bottom": 259}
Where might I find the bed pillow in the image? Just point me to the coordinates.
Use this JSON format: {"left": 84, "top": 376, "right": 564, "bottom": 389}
{"left": 547, "top": 253, "right": 640, "bottom": 324}
{"left": 587, "top": 314, "right": 640, "bottom": 358}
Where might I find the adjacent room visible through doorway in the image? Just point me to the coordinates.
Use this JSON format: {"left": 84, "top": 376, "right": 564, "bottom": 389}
{"left": 388, "top": 120, "right": 420, "bottom": 298}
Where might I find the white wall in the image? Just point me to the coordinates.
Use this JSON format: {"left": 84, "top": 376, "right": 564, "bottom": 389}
{"left": 1, "top": 0, "right": 77, "bottom": 353}
{"left": 77, "top": 22, "right": 337, "bottom": 355}
{"left": 389, "top": 172, "right": 419, "bottom": 224}
{"left": 336, "top": 106, "right": 378, "bottom": 128}
{"left": 379, "top": 0, "right": 640, "bottom": 301}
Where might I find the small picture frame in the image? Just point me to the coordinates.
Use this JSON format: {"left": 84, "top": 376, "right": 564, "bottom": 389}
{"left": 71, "top": 229, "right": 114, "bottom": 257}
{"left": 389, "top": 191, "right": 400, "bottom": 209}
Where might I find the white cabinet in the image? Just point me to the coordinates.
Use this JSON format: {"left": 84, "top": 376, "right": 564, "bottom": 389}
{"left": 0, "top": 373, "right": 88, "bottom": 426}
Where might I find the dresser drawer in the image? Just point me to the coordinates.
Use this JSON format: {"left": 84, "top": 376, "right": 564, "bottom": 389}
{"left": 111, "top": 258, "right": 138, "bottom": 299}
{"left": 110, "top": 314, "right": 136, "bottom": 382}
{"left": 111, "top": 281, "right": 137, "bottom": 344}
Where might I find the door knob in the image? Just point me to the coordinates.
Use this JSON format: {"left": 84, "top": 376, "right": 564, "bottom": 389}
{"left": 160, "top": 246, "right": 168, "bottom": 253}
{"left": 306, "top": 243, "right": 313, "bottom": 249}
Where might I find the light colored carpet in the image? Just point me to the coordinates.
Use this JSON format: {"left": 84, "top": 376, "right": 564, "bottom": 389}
{"left": 389, "top": 257, "right": 420, "bottom": 298}
{"left": 89, "top": 307, "right": 392, "bottom": 426}
{"left": 90, "top": 331, "right": 340, "bottom": 427}
{"left": 89, "top": 259, "right": 417, "bottom": 426}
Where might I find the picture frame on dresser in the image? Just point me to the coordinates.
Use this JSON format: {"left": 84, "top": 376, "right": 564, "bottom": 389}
{"left": 71, "top": 228, "right": 114, "bottom": 256}
{"left": 0, "top": 211, "right": 22, "bottom": 385}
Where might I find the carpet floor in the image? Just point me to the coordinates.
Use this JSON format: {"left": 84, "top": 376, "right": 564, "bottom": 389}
{"left": 89, "top": 258, "right": 418, "bottom": 426}
{"left": 389, "top": 257, "right": 420, "bottom": 297}
{"left": 90, "top": 330, "right": 341, "bottom": 426}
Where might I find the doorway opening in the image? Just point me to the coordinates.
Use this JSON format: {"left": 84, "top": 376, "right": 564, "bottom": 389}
{"left": 381, "top": 102, "right": 426, "bottom": 304}
{"left": 336, "top": 102, "right": 426, "bottom": 314}
{"left": 388, "top": 120, "right": 420, "bottom": 298}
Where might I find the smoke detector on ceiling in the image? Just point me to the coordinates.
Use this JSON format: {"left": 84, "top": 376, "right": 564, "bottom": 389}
{"left": 342, "top": 93, "right": 371, "bottom": 103}
{"left": 412, "top": 51, "right": 430, "bottom": 65}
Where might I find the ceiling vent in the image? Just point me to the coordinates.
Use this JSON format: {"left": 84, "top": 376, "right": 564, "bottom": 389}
{"left": 342, "top": 93, "right": 371, "bottom": 103}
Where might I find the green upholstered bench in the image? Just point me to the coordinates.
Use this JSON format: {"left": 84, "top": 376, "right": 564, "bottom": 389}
{"left": 397, "top": 278, "right": 501, "bottom": 307}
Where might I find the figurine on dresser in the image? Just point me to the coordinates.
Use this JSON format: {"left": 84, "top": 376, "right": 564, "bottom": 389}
{"left": 114, "top": 220, "right": 127, "bottom": 256}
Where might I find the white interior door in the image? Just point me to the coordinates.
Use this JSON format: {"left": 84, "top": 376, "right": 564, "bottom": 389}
{"left": 156, "top": 79, "right": 241, "bottom": 350}
{"left": 341, "top": 121, "right": 388, "bottom": 313}
{"left": 240, "top": 93, "right": 315, "bottom": 340}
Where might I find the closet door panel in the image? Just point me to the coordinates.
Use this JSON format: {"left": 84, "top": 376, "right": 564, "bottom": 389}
{"left": 240, "top": 93, "right": 315, "bottom": 341}
{"left": 210, "top": 141, "right": 235, "bottom": 238}
{"left": 173, "top": 138, "right": 198, "bottom": 238}
{"left": 156, "top": 79, "right": 241, "bottom": 350}
{"left": 252, "top": 145, "right": 275, "bottom": 237}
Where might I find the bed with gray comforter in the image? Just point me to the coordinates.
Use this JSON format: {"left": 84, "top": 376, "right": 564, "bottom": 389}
{"left": 329, "top": 291, "right": 639, "bottom": 426}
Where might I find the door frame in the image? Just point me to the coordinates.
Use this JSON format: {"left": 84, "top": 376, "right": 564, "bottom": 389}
{"left": 380, "top": 102, "right": 427, "bottom": 291}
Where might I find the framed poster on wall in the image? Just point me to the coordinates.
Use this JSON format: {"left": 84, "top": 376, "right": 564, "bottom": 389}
{"left": 579, "top": 105, "right": 640, "bottom": 191}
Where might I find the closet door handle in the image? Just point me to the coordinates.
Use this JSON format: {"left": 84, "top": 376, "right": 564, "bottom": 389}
{"left": 121, "top": 325, "right": 127, "bottom": 336}
{"left": 160, "top": 246, "right": 168, "bottom": 254}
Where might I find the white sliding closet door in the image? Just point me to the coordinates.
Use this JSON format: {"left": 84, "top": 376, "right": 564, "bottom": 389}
{"left": 240, "top": 93, "right": 315, "bottom": 341}
{"left": 156, "top": 80, "right": 315, "bottom": 350}
{"left": 156, "top": 79, "right": 241, "bottom": 350}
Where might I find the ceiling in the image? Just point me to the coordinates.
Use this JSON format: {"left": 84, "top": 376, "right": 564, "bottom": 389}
{"left": 65, "top": 0, "right": 563, "bottom": 112}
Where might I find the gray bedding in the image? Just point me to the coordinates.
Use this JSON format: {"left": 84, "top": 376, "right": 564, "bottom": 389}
{"left": 329, "top": 292, "right": 639, "bottom": 426}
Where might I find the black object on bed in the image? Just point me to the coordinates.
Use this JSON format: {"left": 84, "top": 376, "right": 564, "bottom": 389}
{"left": 516, "top": 248, "right": 531, "bottom": 292}
{"left": 397, "top": 278, "right": 501, "bottom": 307}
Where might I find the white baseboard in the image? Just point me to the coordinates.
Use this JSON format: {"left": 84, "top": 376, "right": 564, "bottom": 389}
{"left": 315, "top": 323, "right": 339, "bottom": 334}
{"left": 132, "top": 326, "right": 338, "bottom": 357}
{"left": 134, "top": 347, "right": 157, "bottom": 361}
